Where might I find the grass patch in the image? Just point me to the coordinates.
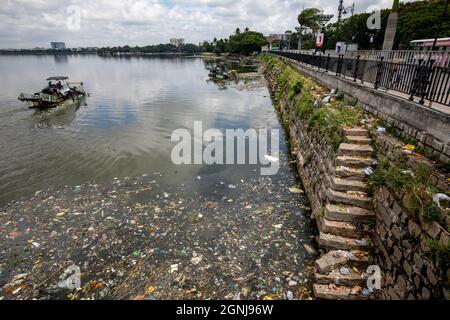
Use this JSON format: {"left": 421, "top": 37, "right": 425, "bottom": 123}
{"left": 262, "top": 54, "right": 364, "bottom": 152}
{"left": 375, "top": 118, "right": 444, "bottom": 167}
{"left": 428, "top": 239, "right": 450, "bottom": 271}
{"left": 369, "top": 159, "right": 444, "bottom": 224}
{"left": 423, "top": 203, "right": 441, "bottom": 222}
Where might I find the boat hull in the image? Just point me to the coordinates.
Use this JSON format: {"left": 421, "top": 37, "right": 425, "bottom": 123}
{"left": 29, "top": 93, "right": 86, "bottom": 109}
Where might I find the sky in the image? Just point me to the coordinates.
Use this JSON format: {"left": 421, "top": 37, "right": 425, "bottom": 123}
{"left": 0, "top": 0, "right": 417, "bottom": 49}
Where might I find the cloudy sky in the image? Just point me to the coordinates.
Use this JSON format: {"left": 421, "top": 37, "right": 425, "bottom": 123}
{"left": 1, "top": 0, "right": 416, "bottom": 48}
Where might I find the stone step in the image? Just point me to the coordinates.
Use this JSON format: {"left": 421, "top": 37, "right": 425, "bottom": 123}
{"left": 313, "top": 284, "right": 369, "bottom": 300}
{"left": 335, "top": 166, "right": 368, "bottom": 180}
{"left": 315, "top": 267, "right": 368, "bottom": 287}
{"left": 338, "top": 143, "right": 375, "bottom": 157}
{"left": 346, "top": 135, "right": 372, "bottom": 145}
{"left": 342, "top": 127, "right": 368, "bottom": 137}
{"left": 335, "top": 156, "right": 376, "bottom": 169}
{"left": 321, "top": 218, "right": 368, "bottom": 239}
{"left": 326, "top": 189, "right": 373, "bottom": 209}
{"left": 325, "top": 204, "right": 375, "bottom": 223}
{"left": 318, "top": 232, "right": 370, "bottom": 251}
{"left": 315, "top": 250, "right": 371, "bottom": 274}
{"left": 331, "top": 176, "right": 368, "bottom": 192}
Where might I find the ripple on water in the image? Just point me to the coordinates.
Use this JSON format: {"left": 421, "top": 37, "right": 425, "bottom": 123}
{"left": 0, "top": 55, "right": 277, "bottom": 205}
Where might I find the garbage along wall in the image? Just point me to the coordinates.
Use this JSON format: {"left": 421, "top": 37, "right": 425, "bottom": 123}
{"left": 278, "top": 95, "right": 334, "bottom": 223}
{"left": 263, "top": 55, "right": 450, "bottom": 300}
{"left": 372, "top": 132, "right": 450, "bottom": 300}
{"left": 265, "top": 57, "right": 378, "bottom": 300}
{"left": 279, "top": 56, "right": 450, "bottom": 164}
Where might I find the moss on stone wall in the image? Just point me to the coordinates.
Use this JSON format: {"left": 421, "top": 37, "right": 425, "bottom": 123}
{"left": 262, "top": 54, "right": 364, "bottom": 151}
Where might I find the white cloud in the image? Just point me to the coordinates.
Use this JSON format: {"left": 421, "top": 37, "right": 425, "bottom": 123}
{"left": 0, "top": 0, "right": 418, "bottom": 48}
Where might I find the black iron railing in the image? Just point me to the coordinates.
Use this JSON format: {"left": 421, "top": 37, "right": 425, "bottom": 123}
{"left": 270, "top": 51, "right": 450, "bottom": 107}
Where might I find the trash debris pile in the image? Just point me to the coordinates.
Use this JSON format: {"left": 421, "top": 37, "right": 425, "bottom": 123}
{"left": 0, "top": 172, "right": 317, "bottom": 300}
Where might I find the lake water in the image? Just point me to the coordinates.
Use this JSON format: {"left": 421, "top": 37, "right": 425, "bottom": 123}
{"left": 0, "top": 54, "right": 318, "bottom": 299}
{"left": 0, "top": 54, "right": 288, "bottom": 205}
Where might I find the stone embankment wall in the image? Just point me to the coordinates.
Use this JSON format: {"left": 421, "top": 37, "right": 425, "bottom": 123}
{"left": 264, "top": 55, "right": 449, "bottom": 300}
{"left": 372, "top": 133, "right": 450, "bottom": 300}
{"left": 278, "top": 96, "right": 333, "bottom": 219}
{"left": 265, "top": 56, "right": 376, "bottom": 299}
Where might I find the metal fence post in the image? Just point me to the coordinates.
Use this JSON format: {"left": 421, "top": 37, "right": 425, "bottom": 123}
{"left": 419, "top": 59, "right": 435, "bottom": 105}
{"left": 336, "top": 55, "right": 342, "bottom": 77}
{"left": 374, "top": 57, "right": 384, "bottom": 89}
{"left": 326, "top": 54, "right": 330, "bottom": 72}
{"left": 409, "top": 59, "right": 423, "bottom": 101}
{"left": 353, "top": 55, "right": 360, "bottom": 82}
{"left": 342, "top": 56, "right": 346, "bottom": 78}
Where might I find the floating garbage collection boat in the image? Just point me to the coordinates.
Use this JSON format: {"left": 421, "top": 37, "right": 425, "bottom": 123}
{"left": 207, "top": 62, "right": 231, "bottom": 80}
{"left": 18, "top": 76, "right": 86, "bottom": 109}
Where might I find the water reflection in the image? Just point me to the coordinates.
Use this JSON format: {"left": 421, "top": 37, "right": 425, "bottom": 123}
{"left": 0, "top": 55, "right": 281, "bottom": 205}
{"left": 53, "top": 54, "right": 68, "bottom": 64}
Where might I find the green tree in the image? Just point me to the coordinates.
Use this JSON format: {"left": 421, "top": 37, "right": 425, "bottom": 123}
{"left": 396, "top": 0, "right": 450, "bottom": 48}
{"left": 321, "top": 0, "right": 449, "bottom": 50}
{"left": 323, "top": 10, "right": 390, "bottom": 50}
{"left": 201, "top": 41, "right": 214, "bottom": 52}
{"left": 297, "top": 8, "right": 321, "bottom": 49}
{"left": 228, "top": 30, "right": 267, "bottom": 54}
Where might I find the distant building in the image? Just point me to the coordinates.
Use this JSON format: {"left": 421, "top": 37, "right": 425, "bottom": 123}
{"left": 267, "top": 34, "right": 283, "bottom": 41}
{"left": 335, "top": 42, "right": 358, "bottom": 55}
{"left": 170, "top": 38, "right": 185, "bottom": 47}
{"left": 51, "top": 42, "right": 66, "bottom": 50}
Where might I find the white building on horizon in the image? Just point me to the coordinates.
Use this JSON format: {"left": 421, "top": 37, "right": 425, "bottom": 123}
{"left": 50, "top": 42, "right": 66, "bottom": 50}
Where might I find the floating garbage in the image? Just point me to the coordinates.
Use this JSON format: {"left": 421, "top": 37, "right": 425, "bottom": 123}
{"left": 303, "top": 244, "right": 318, "bottom": 256}
{"left": 190, "top": 255, "right": 203, "bottom": 265}
{"left": 314, "top": 99, "right": 322, "bottom": 109}
{"left": 432, "top": 193, "right": 450, "bottom": 209}
{"left": 376, "top": 127, "right": 386, "bottom": 133}
{"left": 286, "top": 291, "right": 294, "bottom": 300}
{"left": 322, "top": 96, "right": 332, "bottom": 103}
{"left": 350, "top": 286, "right": 362, "bottom": 295}
{"left": 355, "top": 239, "right": 368, "bottom": 246}
{"left": 0, "top": 172, "right": 317, "bottom": 300}
{"left": 401, "top": 170, "right": 415, "bottom": 177}
{"left": 289, "top": 187, "right": 304, "bottom": 194}
{"left": 336, "top": 166, "right": 349, "bottom": 173}
{"left": 146, "top": 286, "right": 156, "bottom": 294}
{"left": 362, "top": 167, "right": 374, "bottom": 176}
{"left": 170, "top": 264, "right": 179, "bottom": 273}
{"left": 339, "top": 266, "right": 351, "bottom": 275}
{"left": 362, "top": 287, "right": 373, "bottom": 296}
{"left": 264, "top": 154, "right": 279, "bottom": 162}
